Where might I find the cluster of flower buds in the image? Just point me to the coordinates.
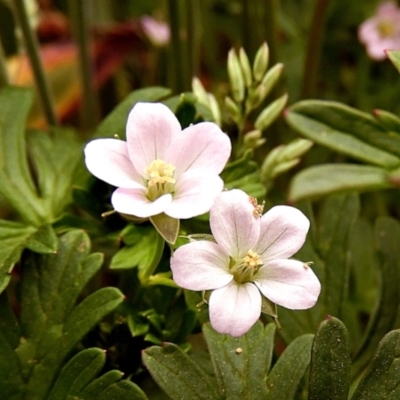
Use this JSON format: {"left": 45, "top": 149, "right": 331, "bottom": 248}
{"left": 192, "top": 77, "right": 222, "bottom": 126}
{"left": 261, "top": 138, "right": 313, "bottom": 182}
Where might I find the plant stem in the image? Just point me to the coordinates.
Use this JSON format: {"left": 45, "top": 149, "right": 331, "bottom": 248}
{"left": 13, "top": 0, "right": 58, "bottom": 126}
{"left": 263, "top": 0, "right": 279, "bottom": 66}
{"left": 69, "top": 0, "right": 100, "bottom": 131}
{"left": 0, "top": 37, "right": 10, "bottom": 87}
{"left": 301, "top": 0, "right": 331, "bottom": 99}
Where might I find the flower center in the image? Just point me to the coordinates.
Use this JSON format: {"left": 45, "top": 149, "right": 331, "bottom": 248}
{"left": 145, "top": 159, "right": 176, "bottom": 200}
{"left": 377, "top": 20, "right": 395, "bottom": 38}
{"left": 230, "top": 249, "right": 263, "bottom": 283}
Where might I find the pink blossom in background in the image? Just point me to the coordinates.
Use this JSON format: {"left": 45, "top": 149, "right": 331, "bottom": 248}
{"left": 359, "top": 1, "right": 400, "bottom": 60}
{"left": 141, "top": 16, "right": 170, "bottom": 47}
{"left": 84, "top": 102, "right": 231, "bottom": 220}
{"left": 171, "top": 189, "right": 321, "bottom": 337}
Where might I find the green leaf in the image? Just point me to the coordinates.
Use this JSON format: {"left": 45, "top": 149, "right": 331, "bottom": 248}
{"left": 110, "top": 225, "right": 164, "bottom": 282}
{"left": 387, "top": 50, "right": 400, "bottom": 74}
{"left": 142, "top": 342, "right": 220, "bottom": 400}
{"left": 317, "top": 194, "right": 359, "bottom": 317}
{"left": 352, "top": 218, "right": 400, "bottom": 379}
{"left": 289, "top": 164, "right": 391, "bottom": 203}
{"left": 373, "top": 109, "right": 400, "bottom": 134}
{"left": 27, "top": 128, "right": 82, "bottom": 219}
{"left": 174, "top": 94, "right": 197, "bottom": 129}
{"left": 8, "top": 229, "right": 124, "bottom": 399}
{"left": 285, "top": 100, "right": 400, "bottom": 165}
{"left": 266, "top": 334, "right": 314, "bottom": 399}
{"left": 308, "top": 316, "right": 351, "bottom": 400}
{"left": 203, "top": 321, "right": 275, "bottom": 399}
{"left": 351, "top": 330, "right": 400, "bottom": 400}
{"left": 25, "top": 223, "right": 58, "bottom": 254}
{"left": 49, "top": 348, "right": 148, "bottom": 400}
{"left": 95, "top": 87, "right": 171, "bottom": 138}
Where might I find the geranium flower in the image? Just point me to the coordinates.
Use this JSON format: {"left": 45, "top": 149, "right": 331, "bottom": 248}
{"left": 171, "top": 189, "right": 321, "bottom": 337}
{"left": 359, "top": 1, "right": 400, "bottom": 60}
{"left": 84, "top": 102, "right": 231, "bottom": 220}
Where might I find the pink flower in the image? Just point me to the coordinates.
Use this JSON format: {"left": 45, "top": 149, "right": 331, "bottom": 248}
{"left": 171, "top": 189, "right": 321, "bottom": 337}
{"left": 359, "top": 1, "right": 400, "bottom": 60}
{"left": 84, "top": 102, "right": 231, "bottom": 220}
{"left": 141, "top": 16, "right": 170, "bottom": 47}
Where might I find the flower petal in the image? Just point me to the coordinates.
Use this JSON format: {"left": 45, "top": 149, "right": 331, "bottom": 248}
{"left": 255, "top": 205, "right": 309, "bottom": 261}
{"left": 166, "top": 122, "right": 231, "bottom": 176}
{"left": 111, "top": 188, "right": 172, "bottom": 218}
{"left": 126, "top": 102, "right": 181, "bottom": 175}
{"left": 84, "top": 139, "right": 144, "bottom": 189}
{"left": 165, "top": 170, "right": 223, "bottom": 219}
{"left": 209, "top": 281, "right": 261, "bottom": 337}
{"left": 171, "top": 241, "right": 232, "bottom": 291}
{"left": 254, "top": 259, "right": 321, "bottom": 310}
{"left": 210, "top": 189, "right": 260, "bottom": 259}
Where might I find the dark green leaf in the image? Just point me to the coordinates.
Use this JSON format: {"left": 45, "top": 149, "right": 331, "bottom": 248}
{"left": 143, "top": 342, "right": 220, "bottom": 400}
{"left": 352, "top": 218, "right": 400, "bottom": 379}
{"left": 351, "top": 330, "right": 400, "bottom": 400}
{"left": 318, "top": 194, "right": 359, "bottom": 317}
{"left": 286, "top": 100, "right": 400, "bottom": 161}
{"left": 95, "top": 87, "right": 171, "bottom": 138}
{"left": 266, "top": 334, "right": 314, "bottom": 399}
{"left": 308, "top": 316, "right": 351, "bottom": 400}
{"left": 289, "top": 164, "right": 391, "bottom": 203}
{"left": 174, "top": 94, "right": 197, "bottom": 129}
{"left": 203, "top": 321, "right": 275, "bottom": 399}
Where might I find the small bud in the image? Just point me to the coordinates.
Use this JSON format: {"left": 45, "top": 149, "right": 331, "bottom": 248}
{"left": 255, "top": 93, "right": 288, "bottom": 131}
{"left": 225, "top": 96, "right": 241, "bottom": 124}
{"left": 279, "top": 138, "right": 313, "bottom": 160}
{"left": 227, "top": 49, "right": 245, "bottom": 103}
{"left": 261, "top": 146, "right": 282, "bottom": 178}
{"left": 271, "top": 159, "right": 300, "bottom": 177}
{"left": 239, "top": 47, "right": 253, "bottom": 87}
{"left": 245, "top": 84, "right": 267, "bottom": 113}
{"left": 260, "top": 63, "right": 284, "bottom": 98}
{"left": 192, "top": 77, "right": 210, "bottom": 107}
{"left": 207, "top": 93, "right": 222, "bottom": 126}
{"left": 244, "top": 129, "right": 266, "bottom": 149}
{"left": 253, "top": 42, "right": 269, "bottom": 82}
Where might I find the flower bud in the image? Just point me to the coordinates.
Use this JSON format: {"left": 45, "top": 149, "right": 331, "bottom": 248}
{"left": 271, "top": 159, "right": 300, "bottom": 177}
{"left": 225, "top": 96, "right": 241, "bottom": 124}
{"left": 207, "top": 93, "right": 222, "bottom": 126}
{"left": 239, "top": 47, "right": 253, "bottom": 87}
{"left": 227, "top": 49, "right": 245, "bottom": 103}
{"left": 245, "top": 84, "right": 267, "bottom": 113}
{"left": 260, "top": 63, "right": 284, "bottom": 98}
{"left": 192, "top": 77, "right": 210, "bottom": 107}
{"left": 255, "top": 93, "right": 288, "bottom": 131}
{"left": 279, "top": 138, "right": 313, "bottom": 160}
{"left": 244, "top": 129, "right": 266, "bottom": 149}
{"left": 261, "top": 146, "right": 282, "bottom": 178}
{"left": 253, "top": 42, "right": 269, "bottom": 82}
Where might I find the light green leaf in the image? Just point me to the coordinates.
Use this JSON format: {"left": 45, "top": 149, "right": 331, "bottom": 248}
{"left": 285, "top": 100, "right": 400, "bottom": 165}
{"left": 203, "top": 321, "right": 275, "bottom": 399}
{"left": 95, "top": 87, "right": 171, "bottom": 138}
{"left": 351, "top": 330, "right": 400, "bottom": 400}
{"left": 110, "top": 224, "right": 164, "bottom": 282}
{"left": 289, "top": 164, "right": 391, "bottom": 203}
{"left": 308, "top": 317, "right": 351, "bottom": 400}
{"left": 266, "top": 334, "right": 314, "bottom": 399}
{"left": 142, "top": 342, "right": 220, "bottom": 400}
{"left": 387, "top": 50, "right": 400, "bottom": 74}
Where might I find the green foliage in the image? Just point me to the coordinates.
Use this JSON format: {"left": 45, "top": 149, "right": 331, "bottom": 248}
{"left": 143, "top": 322, "right": 314, "bottom": 400}
{"left": 0, "top": 230, "right": 125, "bottom": 399}
{"left": 308, "top": 317, "right": 351, "bottom": 400}
{"left": 285, "top": 100, "right": 400, "bottom": 201}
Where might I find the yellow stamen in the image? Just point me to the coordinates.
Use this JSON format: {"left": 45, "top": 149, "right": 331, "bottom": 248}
{"left": 377, "top": 20, "right": 395, "bottom": 38}
{"left": 242, "top": 249, "right": 263, "bottom": 270}
{"left": 146, "top": 159, "right": 176, "bottom": 187}
{"left": 249, "top": 196, "right": 265, "bottom": 218}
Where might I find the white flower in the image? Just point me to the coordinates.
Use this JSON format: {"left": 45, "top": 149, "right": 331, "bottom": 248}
{"left": 84, "top": 102, "right": 231, "bottom": 219}
{"left": 171, "top": 189, "right": 321, "bottom": 337}
{"left": 359, "top": 1, "right": 400, "bottom": 60}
